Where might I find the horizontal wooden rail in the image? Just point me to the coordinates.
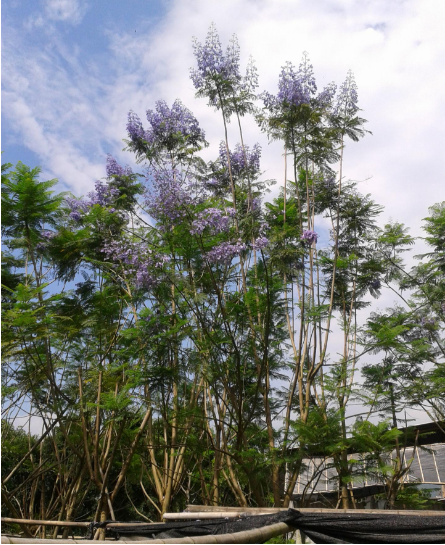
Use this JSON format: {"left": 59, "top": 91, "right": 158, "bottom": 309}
{"left": 1, "top": 519, "right": 89, "bottom": 528}
{"left": 0, "top": 518, "right": 162, "bottom": 529}
{"left": 185, "top": 504, "right": 444, "bottom": 516}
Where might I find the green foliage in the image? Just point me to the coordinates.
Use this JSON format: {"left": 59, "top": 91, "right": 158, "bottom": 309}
{"left": 1, "top": 162, "right": 65, "bottom": 248}
{"left": 394, "top": 486, "right": 433, "bottom": 509}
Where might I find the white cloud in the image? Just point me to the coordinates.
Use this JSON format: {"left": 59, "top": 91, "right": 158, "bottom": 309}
{"left": 45, "top": 0, "right": 87, "bottom": 22}
{"left": 26, "top": 0, "right": 87, "bottom": 28}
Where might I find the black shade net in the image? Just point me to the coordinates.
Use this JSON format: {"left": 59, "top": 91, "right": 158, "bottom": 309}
{"left": 98, "top": 509, "right": 445, "bottom": 543}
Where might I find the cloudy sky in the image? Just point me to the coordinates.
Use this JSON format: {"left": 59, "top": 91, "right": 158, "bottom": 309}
{"left": 3, "top": 0, "right": 444, "bottom": 428}
{"left": 3, "top": 0, "right": 445, "bottom": 231}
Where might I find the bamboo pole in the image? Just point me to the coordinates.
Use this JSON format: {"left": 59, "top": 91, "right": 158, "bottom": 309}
{"left": 1, "top": 518, "right": 89, "bottom": 528}
{"left": 163, "top": 512, "right": 244, "bottom": 520}
{"left": 184, "top": 505, "right": 444, "bottom": 516}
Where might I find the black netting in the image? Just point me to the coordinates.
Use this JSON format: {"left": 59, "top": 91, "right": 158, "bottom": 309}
{"left": 100, "top": 509, "right": 445, "bottom": 543}
{"left": 289, "top": 511, "right": 445, "bottom": 544}
{"left": 107, "top": 512, "right": 290, "bottom": 540}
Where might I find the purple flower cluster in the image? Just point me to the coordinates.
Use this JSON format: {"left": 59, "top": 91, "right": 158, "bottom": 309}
{"left": 251, "top": 197, "right": 261, "bottom": 211}
{"left": 334, "top": 70, "right": 359, "bottom": 118}
{"left": 206, "top": 239, "right": 247, "bottom": 263}
{"left": 190, "top": 25, "right": 241, "bottom": 90}
{"left": 146, "top": 100, "right": 206, "bottom": 148}
{"left": 190, "top": 25, "right": 258, "bottom": 109}
{"left": 66, "top": 196, "right": 90, "bottom": 222}
{"left": 252, "top": 236, "right": 269, "bottom": 250}
{"left": 102, "top": 240, "right": 170, "bottom": 288}
{"left": 301, "top": 230, "right": 319, "bottom": 245}
{"left": 67, "top": 180, "right": 119, "bottom": 222}
{"left": 127, "top": 101, "right": 206, "bottom": 151}
{"left": 219, "top": 142, "right": 261, "bottom": 178}
{"left": 262, "top": 54, "right": 316, "bottom": 111}
{"left": 144, "top": 168, "right": 200, "bottom": 227}
{"left": 262, "top": 53, "right": 337, "bottom": 113}
{"left": 106, "top": 155, "right": 133, "bottom": 177}
{"left": 127, "top": 111, "right": 146, "bottom": 141}
{"left": 279, "top": 54, "right": 317, "bottom": 106}
{"left": 88, "top": 181, "right": 119, "bottom": 207}
{"left": 205, "top": 178, "right": 219, "bottom": 188}
{"left": 190, "top": 207, "right": 235, "bottom": 235}
{"left": 317, "top": 82, "right": 337, "bottom": 109}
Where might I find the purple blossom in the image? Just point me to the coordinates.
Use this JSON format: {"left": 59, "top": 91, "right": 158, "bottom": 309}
{"left": 106, "top": 155, "right": 133, "bottom": 177}
{"left": 301, "top": 230, "right": 319, "bottom": 245}
{"left": 334, "top": 70, "right": 359, "bottom": 118}
{"left": 219, "top": 142, "right": 261, "bottom": 178}
{"left": 262, "top": 53, "right": 331, "bottom": 115}
{"left": 206, "top": 240, "right": 247, "bottom": 264}
{"left": 66, "top": 180, "right": 119, "bottom": 221}
{"left": 127, "top": 111, "right": 146, "bottom": 142}
{"left": 270, "top": 54, "right": 317, "bottom": 109}
{"left": 190, "top": 25, "right": 241, "bottom": 91}
{"left": 41, "top": 230, "right": 55, "bottom": 240}
{"left": 87, "top": 180, "right": 119, "bottom": 207}
{"left": 260, "top": 90, "right": 278, "bottom": 111}
{"left": 251, "top": 197, "right": 261, "bottom": 211}
{"left": 144, "top": 167, "right": 201, "bottom": 227}
{"left": 69, "top": 210, "right": 82, "bottom": 222}
{"left": 191, "top": 207, "right": 234, "bottom": 235}
{"left": 252, "top": 236, "right": 269, "bottom": 250}
{"left": 190, "top": 25, "right": 258, "bottom": 110}
{"left": 102, "top": 240, "right": 170, "bottom": 288}
{"left": 258, "top": 221, "right": 269, "bottom": 234}
{"left": 66, "top": 197, "right": 90, "bottom": 222}
{"left": 316, "top": 82, "right": 337, "bottom": 109}
{"left": 145, "top": 100, "right": 206, "bottom": 149}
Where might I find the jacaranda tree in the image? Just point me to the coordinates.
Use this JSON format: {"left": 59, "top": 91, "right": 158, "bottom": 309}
{"left": 2, "top": 25, "right": 444, "bottom": 535}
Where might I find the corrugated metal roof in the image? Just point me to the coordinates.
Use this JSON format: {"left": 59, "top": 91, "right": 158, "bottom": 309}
{"left": 293, "top": 443, "right": 445, "bottom": 494}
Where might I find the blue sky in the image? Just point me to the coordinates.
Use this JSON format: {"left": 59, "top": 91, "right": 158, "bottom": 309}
{"left": 2, "top": 0, "right": 166, "bottom": 178}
